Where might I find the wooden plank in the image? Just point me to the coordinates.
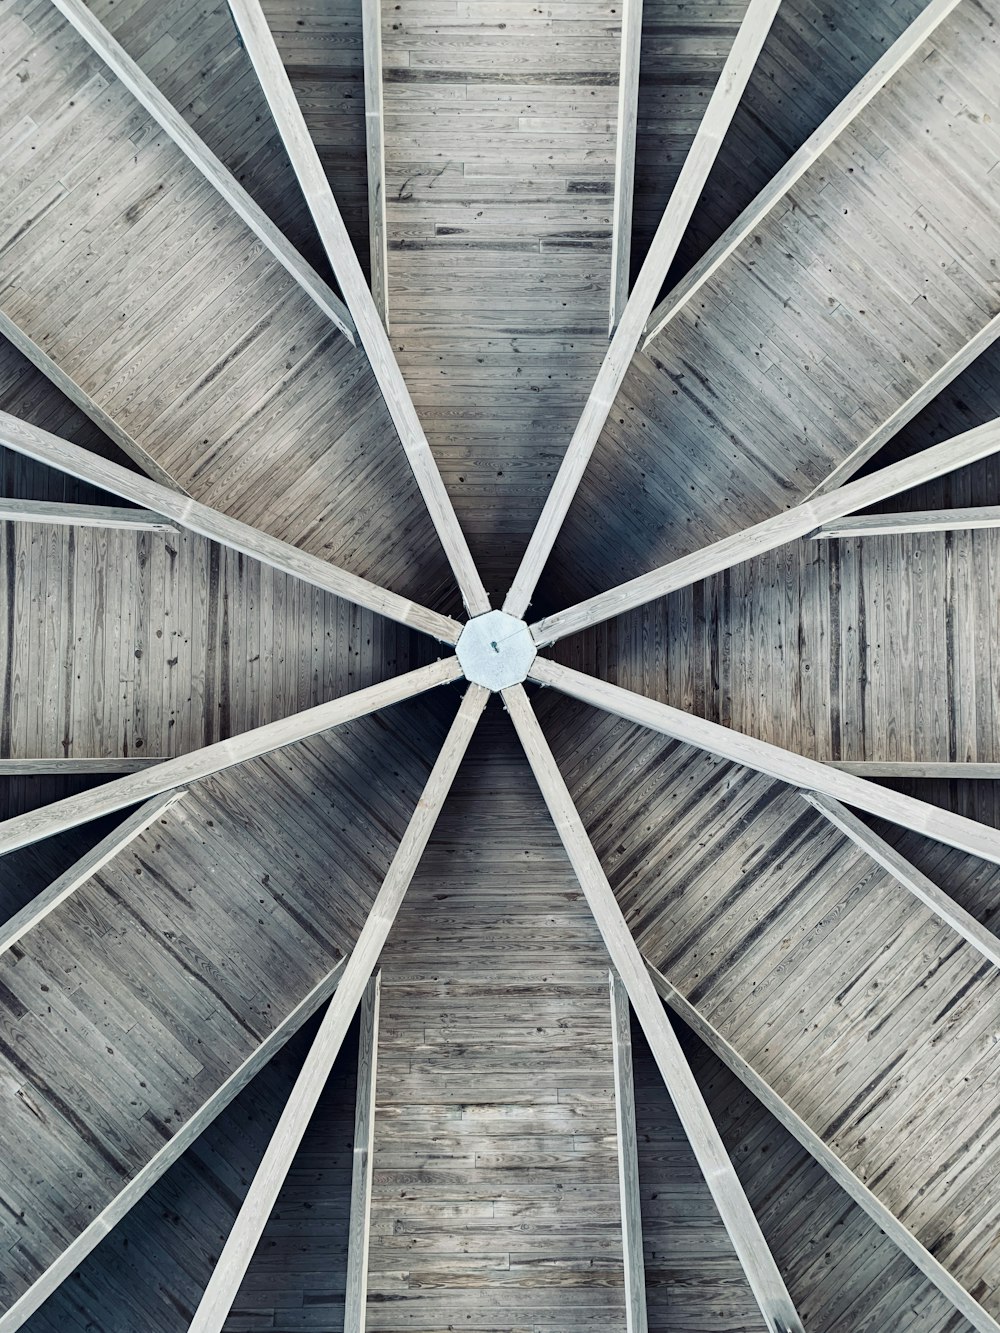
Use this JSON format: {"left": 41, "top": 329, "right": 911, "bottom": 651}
{"left": 0, "top": 657, "right": 462, "bottom": 854}
{"left": 225, "top": 0, "right": 490, "bottom": 616}
{"left": 362, "top": 0, "right": 389, "bottom": 329}
{"left": 609, "top": 971, "right": 648, "bottom": 1333}
{"left": 532, "top": 417, "right": 1000, "bottom": 644}
{"left": 0, "top": 500, "right": 174, "bottom": 531}
{"left": 0, "top": 956, "right": 349, "bottom": 1333}
{"left": 0, "top": 791, "right": 185, "bottom": 955}
{"left": 827, "top": 761, "right": 1000, "bottom": 778}
{"left": 188, "top": 683, "right": 489, "bottom": 1333}
{"left": 343, "top": 972, "right": 380, "bottom": 1332}
{"left": 47, "top": 0, "right": 356, "bottom": 344}
{"left": 502, "top": 0, "right": 781, "bottom": 619}
{"left": 642, "top": 0, "right": 964, "bottom": 346}
{"left": 529, "top": 657, "right": 1000, "bottom": 866}
{"left": 812, "top": 506, "right": 1000, "bottom": 539}
{"left": 502, "top": 682, "right": 803, "bottom": 1333}
{"left": 0, "top": 410, "right": 463, "bottom": 644}
{"left": 608, "top": 0, "right": 643, "bottom": 334}
{"left": 0, "top": 758, "right": 167, "bottom": 774}
{"left": 644, "top": 960, "right": 1000, "bottom": 1333}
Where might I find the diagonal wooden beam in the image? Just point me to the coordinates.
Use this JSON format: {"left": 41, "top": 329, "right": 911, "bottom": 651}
{"left": 608, "top": 0, "right": 643, "bottom": 335}
{"left": 47, "top": 0, "right": 356, "bottom": 343}
{"left": 609, "top": 971, "right": 648, "bottom": 1333}
{"left": 531, "top": 417, "right": 1000, "bottom": 645}
{"left": 0, "top": 410, "right": 462, "bottom": 645}
{"left": 502, "top": 0, "right": 781, "bottom": 620}
{"left": 225, "top": 0, "right": 489, "bottom": 617}
{"left": 188, "top": 683, "right": 489, "bottom": 1333}
{"left": 529, "top": 657, "right": 1000, "bottom": 867}
{"left": 0, "top": 499, "right": 173, "bottom": 531}
{"left": 362, "top": 0, "right": 389, "bottom": 329}
{"left": 0, "top": 657, "right": 462, "bottom": 855}
{"left": 343, "top": 971, "right": 381, "bottom": 1331}
{"left": 503, "top": 682, "right": 803, "bottom": 1333}
{"left": 811, "top": 505, "right": 1000, "bottom": 539}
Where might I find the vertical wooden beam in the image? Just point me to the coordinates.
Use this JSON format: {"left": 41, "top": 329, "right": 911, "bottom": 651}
{"left": 343, "top": 972, "right": 381, "bottom": 1331}
{"left": 225, "top": 0, "right": 490, "bottom": 616}
{"left": 0, "top": 500, "right": 174, "bottom": 531}
{"left": 502, "top": 0, "right": 780, "bottom": 619}
{"left": 609, "top": 971, "right": 648, "bottom": 1333}
{"left": 362, "top": 0, "right": 389, "bottom": 329}
{"left": 609, "top": 0, "right": 643, "bottom": 334}
{"left": 503, "top": 683, "right": 803, "bottom": 1333}
{"left": 188, "top": 684, "right": 488, "bottom": 1333}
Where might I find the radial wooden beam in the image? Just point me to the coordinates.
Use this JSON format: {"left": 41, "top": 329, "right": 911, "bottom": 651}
{"left": 0, "top": 757, "right": 166, "bottom": 774}
{"left": 0, "top": 658, "right": 462, "bottom": 855}
{"left": 503, "top": 682, "right": 803, "bottom": 1333}
{"left": 642, "top": 0, "right": 963, "bottom": 347}
{"left": 0, "top": 411, "right": 462, "bottom": 645}
{"left": 608, "top": 0, "right": 643, "bottom": 334}
{"left": 529, "top": 658, "right": 1000, "bottom": 867}
{"left": 225, "top": 0, "right": 489, "bottom": 617}
{"left": 0, "top": 500, "right": 174, "bottom": 531}
{"left": 343, "top": 972, "right": 381, "bottom": 1331}
{"left": 363, "top": 0, "right": 389, "bottom": 328}
{"left": 811, "top": 505, "right": 1000, "bottom": 539}
{"left": 502, "top": 0, "right": 781, "bottom": 620}
{"left": 644, "top": 960, "right": 1000, "bottom": 1333}
{"left": 609, "top": 972, "right": 648, "bottom": 1333}
{"left": 827, "top": 760, "right": 1000, "bottom": 778}
{"left": 188, "top": 684, "right": 489, "bottom": 1333}
{"left": 47, "top": 0, "right": 356, "bottom": 343}
{"left": 0, "top": 956, "right": 348, "bottom": 1333}
{"left": 531, "top": 417, "right": 1000, "bottom": 645}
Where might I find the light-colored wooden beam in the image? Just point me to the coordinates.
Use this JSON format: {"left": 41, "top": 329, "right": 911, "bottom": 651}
{"left": 531, "top": 417, "right": 1000, "bottom": 645}
{"left": 644, "top": 960, "right": 1000, "bottom": 1333}
{"left": 642, "top": 0, "right": 963, "bottom": 347}
{"left": 811, "top": 505, "right": 1000, "bottom": 539}
{"left": 226, "top": 0, "right": 489, "bottom": 617}
{"left": 362, "top": 0, "right": 389, "bottom": 329}
{"left": 826, "top": 760, "right": 1000, "bottom": 779}
{"left": 502, "top": 0, "right": 780, "bottom": 620}
{"left": 0, "top": 500, "right": 174, "bottom": 531}
{"left": 0, "top": 757, "right": 167, "bottom": 774}
{"left": 609, "top": 971, "right": 648, "bottom": 1333}
{"left": 608, "top": 0, "right": 643, "bottom": 335}
{"left": 503, "top": 683, "right": 803, "bottom": 1333}
{"left": 0, "top": 955, "right": 348, "bottom": 1333}
{"left": 188, "top": 683, "right": 488, "bottom": 1333}
{"left": 529, "top": 657, "right": 1000, "bottom": 868}
{"left": 344, "top": 972, "right": 381, "bottom": 1331}
{"left": 803, "top": 792, "right": 1000, "bottom": 972}
{"left": 47, "top": 0, "right": 356, "bottom": 344}
{"left": 0, "top": 411, "right": 462, "bottom": 645}
{"left": 0, "top": 791, "right": 184, "bottom": 956}
{"left": 0, "top": 657, "right": 462, "bottom": 855}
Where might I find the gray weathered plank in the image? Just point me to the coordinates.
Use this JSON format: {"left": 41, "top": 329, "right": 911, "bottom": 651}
{"left": 609, "top": 971, "right": 648, "bottom": 1333}
{"left": 812, "top": 506, "right": 1000, "bottom": 539}
{"left": 0, "top": 500, "right": 174, "bottom": 531}
{"left": 344, "top": 972, "right": 380, "bottom": 1331}
{"left": 362, "top": 0, "right": 388, "bottom": 328}
{"left": 609, "top": 0, "right": 643, "bottom": 334}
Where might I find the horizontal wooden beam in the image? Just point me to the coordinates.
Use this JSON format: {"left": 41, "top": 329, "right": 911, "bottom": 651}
{"left": 531, "top": 417, "right": 1000, "bottom": 645}
{"left": 644, "top": 960, "right": 1000, "bottom": 1333}
{"left": 642, "top": 0, "right": 962, "bottom": 346}
{"left": 826, "top": 760, "right": 1000, "bottom": 779}
{"left": 608, "top": 0, "right": 643, "bottom": 335}
{"left": 189, "top": 683, "right": 488, "bottom": 1333}
{"left": 503, "top": 682, "right": 803, "bottom": 1333}
{"left": 502, "top": 0, "right": 780, "bottom": 620}
{"left": 362, "top": 0, "right": 389, "bottom": 329}
{"left": 0, "top": 955, "right": 348, "bottom": 1333}
{"left": 0, "top": 411, "right": 463, "bottom": 645}
{"left": 344, "top": 972, "right": 381, "bottom": 1331}
{"left": 226, "top": 0, "right": 489, "bottom": 616}
{"left": 812, "top": 506, "right": 1000, "bottom": 539}
{"left": 47, "top": 0, "right": 356, "bottom": 343}
{"left": 529, "top": 657, "right": 1000, "bottom": 868}
{"left": 0, "top": 657, "right": 462, "bottom": 855}
{"left": 803, "top": 793, "right": 1000, "bottom": 971}
{"left": 0, "top": 757, "right": 167, "bottom": 775}
{"left": 609, "top": 971, "right": 648, "bottom": 1333}
{"left": 0, "top": 500, "right": 174, "bottom": 532}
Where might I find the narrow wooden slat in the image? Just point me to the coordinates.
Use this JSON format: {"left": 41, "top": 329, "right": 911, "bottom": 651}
{"left": 362, "top": 0, "right": 389, "bottom": 328}
{"left": 0, "top": 411, "right": 463, "bottom": 644}
{"left": 502, "top": 0, "right": 781, "bottom": 619}
{"left": 503, "top": 682, "right": 803, "bottom": 1333}
{"left": 344, "top": 972, "right": 380, "bottom": 1331}
{"left": 532, "top": 418, "right": 1000, "bottom": 644}
{"left": 642, "top": 0, "right": 964, "bottom": 346}
{"left": 47, "top": 0, "right": 356, "bottom": 343}
{"left": 226, "top": 0, "right": 489, "bottom": 616}
{"left": 0, "top": 657, "right": 462, "bottom": 854}
{"left": 0, "top": 500, "right": 174, "bottom": 531}
{"left": 827, "top": 761, "right": 1000, "bottom": 778}
{"left": 188, "top": 683, "right": 489, "bottom": 1333}
{"left": 529, "top": 657, "right": 1000, "bottom": 867}
{"left": 0, "top": 757, "right": 167, "bottom": 774}
{"left": 812, "top": 506, "right": 1000, "bottom": 539}
{"left": 608, "top": 0, "right": 643, "bottom": 334}
{"left": 609, "top": 971, "right": 648, "bottom": 1333}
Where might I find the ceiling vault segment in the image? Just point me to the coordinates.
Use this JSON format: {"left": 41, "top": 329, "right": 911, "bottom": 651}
{"left": 188, "top": 685, "right": 489, "bottom": 1333}
{"left": 45, "top": 0, "right": 356, "bottom": 344}
{"left": 503, "top": 681, "right": 804, "bottom": 1333}
{"left": 502, "top": 0, "right": 782, "bottom": 620}
{"left": 0, "top": 411, "right": 462, "bottom": 644}
{"left": 0, "top": 658, "right": 461, "bottom": 855}
{"left": 225, "top": 0, "right": 490, "bottom": 617}
{"left": 531, "top": 417, "right": 1000, "bottom": 645}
